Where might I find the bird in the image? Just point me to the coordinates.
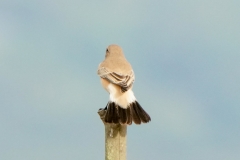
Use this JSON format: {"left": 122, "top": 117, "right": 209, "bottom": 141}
{"left": 97, "top": 44, "right": 151, "bottom": 125}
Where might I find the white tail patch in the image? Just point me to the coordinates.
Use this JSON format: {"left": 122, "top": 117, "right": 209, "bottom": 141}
{"left": 108, "top": 83, "right": 136, "bottom": 108}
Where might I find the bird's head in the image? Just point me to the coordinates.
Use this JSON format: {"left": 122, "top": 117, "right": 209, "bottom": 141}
{"left": 105, "top": 44, "right": 124, "bottom": 58}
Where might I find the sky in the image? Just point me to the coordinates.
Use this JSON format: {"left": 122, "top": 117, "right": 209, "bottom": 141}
{"left": 0, "top": 0, "right": 240, "bottom": 160}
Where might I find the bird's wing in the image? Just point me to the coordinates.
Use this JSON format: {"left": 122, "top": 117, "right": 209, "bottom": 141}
{"left": 97, "top": 67, "right": 135, "bottom": 92}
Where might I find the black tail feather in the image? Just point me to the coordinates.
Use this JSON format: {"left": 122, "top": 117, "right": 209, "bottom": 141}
{"left": 131, "top": 103, "right": 141, "bottom": 124}
{"left": 135, "top": 101, "right": 151, "bottom": 123}
{"left": 118, "top": 107, "right": 127, "bottom": 124}
{"left": 112, "top": 103, "right": 119, "bottom": 124}
{"left": 126, "top": 107, "right": 132, "bottom": 125}
{"left": 104, "top": 101, "right": 151, "bottom": 125}
{"left": 105, "top": 102, "right": 118, "bottom": 123}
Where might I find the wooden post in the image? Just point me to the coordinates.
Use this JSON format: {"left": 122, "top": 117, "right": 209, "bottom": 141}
{"left": 98, "top": 109, "right": 127, "bottom": 160}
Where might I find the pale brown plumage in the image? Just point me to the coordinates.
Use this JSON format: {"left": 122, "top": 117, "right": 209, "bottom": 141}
{"left": 98, "top": 45, "right": 135, "bottom": 92}
{"left": 97, "top": 44, "right": 151, "bottom": 125}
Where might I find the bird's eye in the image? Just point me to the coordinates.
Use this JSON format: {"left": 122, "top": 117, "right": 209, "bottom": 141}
{"left": 106, "top": 49, "right": 109, "bottom": 52}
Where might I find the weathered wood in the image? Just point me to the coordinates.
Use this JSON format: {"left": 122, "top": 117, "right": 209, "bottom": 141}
{"left": 98, "top": 109, "right": 127, "bottom": 160}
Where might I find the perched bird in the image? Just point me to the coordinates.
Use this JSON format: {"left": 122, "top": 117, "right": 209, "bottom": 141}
{"left": 97, "top": 44, "right": 151, "bottom": 125}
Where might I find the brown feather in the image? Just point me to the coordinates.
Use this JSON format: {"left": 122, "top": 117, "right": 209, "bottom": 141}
{"left": 105, "top": 102, "right": 119, "bottom": 123}
{"left": 126, "top": 107, "right": 132, "bottom": 125}
{"left": 135, "top": 101, "right": 151, "bottom": 123}
{"left": 118, "top": 107, "right": 127, "bottom": 124}
{"left": 131, "top": 103, "right": 141, "bottom": 124}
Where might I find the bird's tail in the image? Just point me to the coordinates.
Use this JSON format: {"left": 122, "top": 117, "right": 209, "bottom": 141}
{"left": 104, "top": 101, "right": 151, "bottom": 125}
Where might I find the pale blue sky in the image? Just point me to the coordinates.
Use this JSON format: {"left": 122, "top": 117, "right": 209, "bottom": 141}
{"left": 1, "top": 0, "right": 240, "bottom": 160}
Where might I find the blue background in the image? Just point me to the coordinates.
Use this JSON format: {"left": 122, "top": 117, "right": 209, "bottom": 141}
{"left": 1, "top": 0, "right": 240, "bottom": 159}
